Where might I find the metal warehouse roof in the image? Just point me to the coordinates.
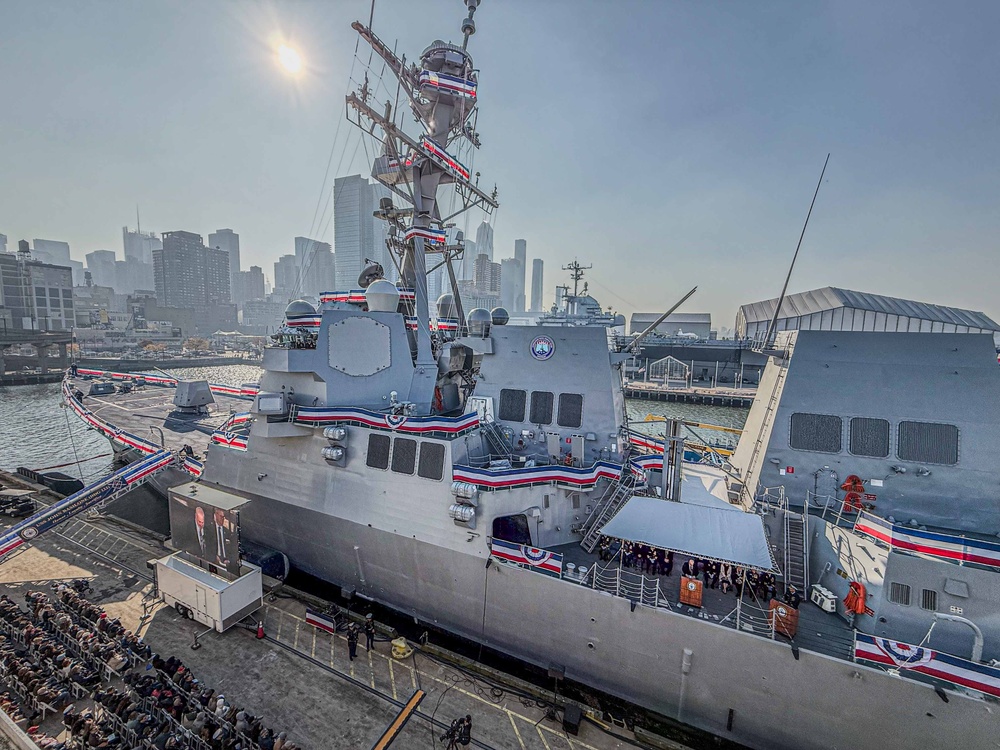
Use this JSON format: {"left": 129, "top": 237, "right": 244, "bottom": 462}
{"left": 739, "top": 287, "right": 1000, "bottom": 331}
{"left": 630, "top": 312, "right": 712, "bottom": 326}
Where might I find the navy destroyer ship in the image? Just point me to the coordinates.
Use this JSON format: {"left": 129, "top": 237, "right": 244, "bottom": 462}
{"left": 47, "top": 3, "right": 1000, "bottom": 748}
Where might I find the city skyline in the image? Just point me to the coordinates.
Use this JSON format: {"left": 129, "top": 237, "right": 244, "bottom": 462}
{"left": 1, "top": 1, "right": 998, "bottom": 327}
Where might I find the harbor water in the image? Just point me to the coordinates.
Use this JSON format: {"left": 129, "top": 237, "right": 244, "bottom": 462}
{"left": 0, "top": 364, "right": 749, "bottom": 478}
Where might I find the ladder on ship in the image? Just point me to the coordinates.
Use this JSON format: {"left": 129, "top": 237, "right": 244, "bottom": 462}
{"left": 580, "top": 474, "right": 637, "bottom": 553}
{"left": 783, "top": 506, "right": 808, "bottom": 592}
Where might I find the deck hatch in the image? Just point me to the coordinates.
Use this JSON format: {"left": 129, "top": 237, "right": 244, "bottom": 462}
{"left": 897, "top": 421, "right": 958, "bottom": 465}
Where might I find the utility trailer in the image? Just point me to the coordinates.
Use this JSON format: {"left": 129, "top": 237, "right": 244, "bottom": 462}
{"left": 154, "top": 553, "right": 262, "bottom": 632}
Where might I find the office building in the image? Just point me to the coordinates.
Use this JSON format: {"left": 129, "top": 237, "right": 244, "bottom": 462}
{"left": 122, "top": 226, "right": 161, "bottom": 264}
{"left": 500, "top": 258, "right": 524, "bottom": 313}
{"left": 242, "top": 298, "right": 287, "bottom": 334}
{"left": 294, "top": 236, "right": 335, "bottom": 298}
{"left": 32, "top": 239, "right": 84, "bottom": 285}
{"left": 208, "top": 229, "right": 241, "bottom": 301}
{"left": 0, "top": 253, "right": 74, "bottom": 331}
{"left": 458, "top": 238, "right": 476, "bottom": 281}
{"left": 154, "top": 231, "right": 230, "bottom": 308}
{"left": 530, "top": 258, "right": 544, "bottom": 312}
{"left": 0, "top": 234, "right": 7, "bottom": 254}
{"left": 237, "top": 266, "right": 266, "bottom": 304}
{"left": 273, "top": 254, "right": 298, "bottom": 300}
{"left": 333, "top": 175, "right": 392, "bottom": 290}
{"left": 114, "top": 257, "right": 155, "bottom": 294}
{"left": 474, "top": 221, "right": 494, "bottom": 261}
{"left": 474, "top": 253, "right": 501, "bottom": 297}
{"left": 85, "top": 249, "right": 118, "bottom": 289}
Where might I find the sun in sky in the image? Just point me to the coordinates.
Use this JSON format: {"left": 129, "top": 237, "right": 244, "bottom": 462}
{"left": 277, "top": 44, "right": 302, "bottom": 74}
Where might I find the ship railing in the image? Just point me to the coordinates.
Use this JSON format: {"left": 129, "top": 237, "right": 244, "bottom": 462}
{"left": 755, "top": 485, "right": 786, "bottom": 517}
{"left": 589, "top": 557, "right": 665, "bottom": 610}
{"left": 809, "top": 490, "right": 854, "bottom": 527}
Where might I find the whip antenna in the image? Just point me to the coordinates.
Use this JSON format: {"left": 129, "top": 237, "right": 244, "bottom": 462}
{"left": 763, "top": 153, "right": 831, "bottom": 349}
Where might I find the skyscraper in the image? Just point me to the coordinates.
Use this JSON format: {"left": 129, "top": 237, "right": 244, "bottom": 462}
{"left": 122, "top": 227, "right": 161, "bottom": 264}
{"left": 85, "top": 249, "right": 117, "bottom": 288}
{"left": 474, "top": 220, "right": 494, "bottom": 261}
{"left": 294, "top": 236, "right": 335, "bottom": 298}
{"left": 0, "top": 234, "right": 7, "bottom": 254}
{"left": 333, "top": 175, "right": 392, "bottom": 290}
{"left": 273, "top": 254, "right": 298, "bottom": 300}
{"left": 530, "top": 258, "right": 544, "bottom": 312}
{"left": 154, "top": 231, "right": 230, "bottom": 308}
{"left": 208, "top": 229, "right": 240, "bottom": 302}
{"left": 513, "top": 239, "right": 527, "bottom": 312}
{"left": 474, "top": 253, "right": 501, "bottom": 297}
{"left": 458, "top": 239, "right": 476, "bottom": 281}
{"left": 500, "top": 257, "right": 524, "bottom": 313}
{"left": 32, "top": 239, "right": 84, "bottom": 285}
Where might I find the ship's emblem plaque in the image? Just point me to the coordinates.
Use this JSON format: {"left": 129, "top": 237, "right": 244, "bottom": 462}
{"left": 530, "top": 335, "right": 555, "bottom": 361}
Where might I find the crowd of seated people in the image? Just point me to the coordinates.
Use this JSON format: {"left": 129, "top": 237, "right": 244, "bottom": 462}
{"left": 0, "top": 583, "right": 300, "bottom": 750}
{"left": 597, "top": 538, "right": 782, "bottom": 604}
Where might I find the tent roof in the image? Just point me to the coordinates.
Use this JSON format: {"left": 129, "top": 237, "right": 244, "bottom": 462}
{"left": 599, "top": 496, "right": 777, "bottom": 571}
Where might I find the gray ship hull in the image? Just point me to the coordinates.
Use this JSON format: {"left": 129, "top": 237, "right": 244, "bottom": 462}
{"left": 234, "top": 491, "right": 996, "bottom": 750}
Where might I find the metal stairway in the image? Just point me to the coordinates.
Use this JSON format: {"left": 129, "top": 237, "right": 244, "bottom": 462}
{"left": 479, "top": 416, "right": 513, "bottom": 461}
{"left": 580, "top": 475, "right": 636, "bottom": 553}
{"left": 783, "top": 508, "right": 808, "bottom": 592}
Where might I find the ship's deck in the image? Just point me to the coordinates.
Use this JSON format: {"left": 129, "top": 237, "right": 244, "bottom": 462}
{"left": 552, "top": 543, "right": 857, "bottom": 662}
{"left": 67, "top": 374, "right": 248, "bottom": 457}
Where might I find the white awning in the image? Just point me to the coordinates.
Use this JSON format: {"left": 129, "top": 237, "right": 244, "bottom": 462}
{"left": 599, "top": 496, "right": 777, "bottom": 571}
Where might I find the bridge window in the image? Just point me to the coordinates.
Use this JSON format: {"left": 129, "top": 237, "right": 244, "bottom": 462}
{"left": 789, "top": 413, "right": 842, "bottom": 453}
{"left": 366, "top": 434, "right": 390, "bottom": 470}
{"left": 849, "top": 417, "right": 890, "bottom": 458}
{"left": 887, "top": 582, "right": 911, "bottom": 606}
{"left": 391, "top": 437, "right": 417, "bottom": 475}
{"left": 417, "top": 442, "right": 445, "bottom": 481}
{"left": 492, "top": 514, "right": 531, "bottom": 546}
{"left": 897, "top": 421, "right": 958, "bottom": 465}
{"left": 498, "top": 389, "right": 526, "bottom": 422}
{"left": 557, "top": 393, "right": 583, "bottom": 428}
{"left": 529, "top": 391, "right": 554, "bottom": 425}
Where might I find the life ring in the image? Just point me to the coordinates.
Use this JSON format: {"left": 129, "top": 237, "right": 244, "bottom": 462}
{"left": 844, "top": 581, "right": 867, "bottom": 615}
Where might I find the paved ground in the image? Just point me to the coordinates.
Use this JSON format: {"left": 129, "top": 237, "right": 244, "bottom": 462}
{"left": 0, "top": 476, "right": 642, "bottom": 750}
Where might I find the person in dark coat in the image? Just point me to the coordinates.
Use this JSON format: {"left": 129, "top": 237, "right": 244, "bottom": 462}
{"left": 364, "top": 614, "right": 376, "bottom": 651}
{"left": 783, "top": 585, "right": 803, "bottom": 610}
{"left": 681, "top": 558, "right": 698, "bottom": 578}
{"left": 347, "top": 625, "right": 359, "bottom": 661}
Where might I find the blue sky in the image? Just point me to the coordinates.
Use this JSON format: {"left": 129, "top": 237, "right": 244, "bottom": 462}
{"left": 1, "top": 0, "right": 998, "bottom": 329}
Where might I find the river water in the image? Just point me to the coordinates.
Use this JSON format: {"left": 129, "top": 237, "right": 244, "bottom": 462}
{"left": 0, "top": 365, "right": 749, "bottom": 478}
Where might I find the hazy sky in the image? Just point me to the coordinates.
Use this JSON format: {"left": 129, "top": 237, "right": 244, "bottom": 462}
{"left": 2, "top": 0, "right": 998, "bottom": 328}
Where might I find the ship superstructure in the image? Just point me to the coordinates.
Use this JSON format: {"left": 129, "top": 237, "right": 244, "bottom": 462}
{"left": 52, "top": 3, "right": 1000, "bottom": 749}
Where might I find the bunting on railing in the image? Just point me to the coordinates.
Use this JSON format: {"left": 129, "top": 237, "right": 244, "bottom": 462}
{"left": 421, "top": 138, "right": 470, "bottom": 180}
{"left": 320, "top": 290, "right": 368, "bottom": 304}
{"left": 854, "top": 512, "right": 1000, "bottom": 568}
{"left": 210, "top": 431, "right": 249, "bottom": 451}
{"left": 285, "top": 313, "right": 323, "bottom": 328}
{"left": 181, "top": 456, "right": 204, "bottom": 478}
{"left": 293, "top": 406, "right": 479, "bottom": 436}
{"left": 418, "top": 70, "right": 477, "bottom": 99}
{"left": 489, "top": 539, "right": 562, "bottom": 576}
{"left": 404, "top": 226, "right": 448, "bottom": 245}
{"left": 453, "top": 460, "right": 620, "bottom": 490}
{"left": 63, "top": 382, "right": 161, "bottom": 455}
{"left": 0, "top": 449, "right": 175, "bottom": 560}
{"left": 436, "top": 318, "right": 459, "bottom": 332}
{"left": 71, "top": 369, "right": 257, "bottom": 400}
{"left": 855, "top": 634, "right": 1000, "bottom": 698}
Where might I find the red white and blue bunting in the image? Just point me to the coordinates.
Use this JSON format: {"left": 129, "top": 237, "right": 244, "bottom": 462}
{"left": 0, "top": 449, "right": 175, "bottom": 561}
{"left": 404, "top": 226, "right": 447, "bottom": 245}
{"left": 320, "top": 290, "right": 368, "bottom": 304}
{"left": 854, "top": 512, "right": 1000, "bottom": 568}
{"left": 421, "top": 138, "right": 470, "bottom": 181}
{"left": 285, "top": 313, "right": 323, "bottom": 328}
{"left": 294, "top": 406, "right": 479, "bottom": 436}
{"left": 855, "top": 633, "right": 1000, "bottom": 698}
{"left": 210, "top": 431, "right": 249, "bottom": 451}
{"left": 453, "top": 460, "right": 620, "bottom": 491}
{"left": 72, "top": 368, "right": 257, "bottom": 401}
{"left": 490, "top": 538, "right": 562, "bottom": 576}
{"left": 418, "top": 70, "right": 477, "bottom": 99}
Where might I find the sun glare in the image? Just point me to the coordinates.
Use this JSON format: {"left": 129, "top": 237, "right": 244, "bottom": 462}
{"left": 277, "top": 44, "right": 302, "bottom": 74}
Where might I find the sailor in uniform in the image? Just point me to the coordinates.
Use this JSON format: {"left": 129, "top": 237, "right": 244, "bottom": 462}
{"left": 783, "top": 585, "right": 803, "bottom": 610}
{"left": 364, "top": 613, "right": 376, "bottom": 651}
{"left": 347, "top": 624, "right": 359, "bottom": 661}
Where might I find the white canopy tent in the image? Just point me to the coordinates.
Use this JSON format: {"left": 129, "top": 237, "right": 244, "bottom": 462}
{"left": 599, "top": 496, "right": 778, "bottom": 572}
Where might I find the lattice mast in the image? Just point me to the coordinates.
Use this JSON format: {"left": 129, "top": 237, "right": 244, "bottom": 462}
{"left": 347, "top": 0, "right": 499, "bottom": 368}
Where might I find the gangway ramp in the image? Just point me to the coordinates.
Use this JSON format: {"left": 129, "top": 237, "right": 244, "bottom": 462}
{"left": 0, "top": 449, "right": 178, "bottom": 563}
